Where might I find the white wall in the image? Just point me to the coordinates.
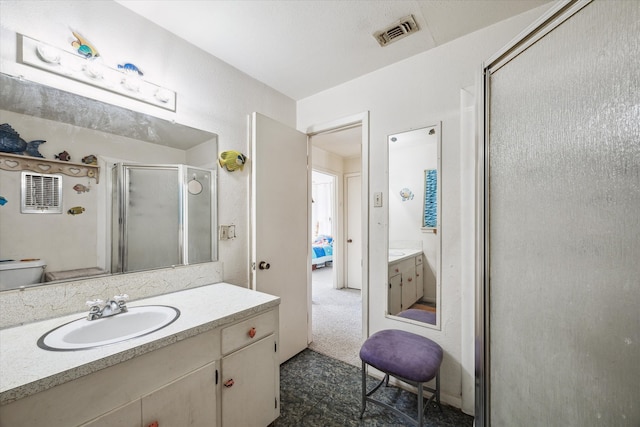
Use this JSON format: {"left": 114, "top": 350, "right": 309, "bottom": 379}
{"left": 297, "top": 5, "right": 552, "bottom": 410}
{"left": 0, "top": 0, "right": 297, "bottom": 286}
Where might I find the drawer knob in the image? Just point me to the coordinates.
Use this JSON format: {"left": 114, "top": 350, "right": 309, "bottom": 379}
{"left": 407, "top": 277, "right": 412, "bottom": 282}
{"left": 248, "top": 327, "right": 257, "bottom": 338}
{"left": 224, "top": 379, "right": 235, "bottom": 388}
{"left": 147, "top": 422, "right": 159, "bottom": 427}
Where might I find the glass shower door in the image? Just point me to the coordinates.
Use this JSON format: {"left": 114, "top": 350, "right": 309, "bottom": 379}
{"left": 481, "top": 1, "right": 640, "bottom": 425}
{"left": 119, "top": 165, "right": 181, "bottom": 273}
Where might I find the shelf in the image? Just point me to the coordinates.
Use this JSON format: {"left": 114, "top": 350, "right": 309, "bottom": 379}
{"left": 0, "top": 152, "right": 100, "bottom": 183}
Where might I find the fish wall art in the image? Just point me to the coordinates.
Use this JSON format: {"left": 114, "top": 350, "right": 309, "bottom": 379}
{"left": 0, "top": 124, "right": 45, "bottom": 158}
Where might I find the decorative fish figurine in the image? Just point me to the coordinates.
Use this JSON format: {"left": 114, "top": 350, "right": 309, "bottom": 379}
{"left": 81, "top": 154, "right": 98, "bottom": 165}
{"left": 0, "top": 123, "right": 46, "bottom": 157}
{"left": 67, "top": 206, "right": 85, "bottom": 215}
{"left": 73, "top": 184, "right": 90, "bottom": 194}
{"left": 218, "top": 150, "right": 247, "bottom": 172}
{"left": 0, "top": 196, "right": 7, "bottom": 206}
{"left": 117, "top": 63, "right": 144, "bottom": 76}
{"left": 71, "top": 30, "right": 100, "bottom": 58}
{"left": 55, "top": 151, "right": 71, "bottom": 161}
{"left": 399, "top": 188, "right": 414, "bottom": 201}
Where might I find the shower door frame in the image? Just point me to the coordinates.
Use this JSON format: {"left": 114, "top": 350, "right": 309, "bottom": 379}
{"left": 112, "top": 163, "right": 216, "bottom": 274}
{"left": 476, "top": 1, "right": 593, "bottom": 425}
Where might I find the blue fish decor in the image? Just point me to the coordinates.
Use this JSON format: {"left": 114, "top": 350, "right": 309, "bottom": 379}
{"left": 70, "top": 30, "right": 100, "bottom": 58}
{"left": 0, "top": 124, "right": 46, "bottom": 157}
{"left": 0, "top": 196, "right": 7, "bottom": 206}
{"left": 117, "top": 63, "right": 144, "bottom": 76}
{"left": 218, "top": 150, "right": 247, "bottom": 172}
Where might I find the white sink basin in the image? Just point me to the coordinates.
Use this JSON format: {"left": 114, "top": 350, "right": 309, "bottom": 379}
{"left": 38, "top": 305, "right": 180, "bottom": 351}
{"left": 389, "top": 251, "right": 405, "bottom": 257}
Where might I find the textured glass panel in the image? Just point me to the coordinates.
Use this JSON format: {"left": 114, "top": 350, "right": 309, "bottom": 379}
{"left": 125, "top": 167, "right": 180, "bottom": 272}
{"left": 488, "top": 1, "right": 640, "bottom": 425}
{"left": 186, "top": 167, "right": 212, "bottom": 264}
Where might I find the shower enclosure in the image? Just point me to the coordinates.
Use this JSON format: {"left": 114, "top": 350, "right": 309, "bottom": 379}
{"left": 111, "top": 163, "right": 216, "bottom": 273}
{"left": 478, "top": 1, "right": 639, "bottom": 425}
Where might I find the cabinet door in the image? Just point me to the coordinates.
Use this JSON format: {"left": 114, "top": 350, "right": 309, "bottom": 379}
{"left": 221, "top": 334, "right": 278, "bottom": 427}
{"left": 80, "top": 401, "right": 141, "bottom": 427}
{"left": 141, "top": 362, "right": 217, "bottom": 427}
{"left": 388, "top": 273, "right": 402, "bottom": 315}
{"left": 415, "top": 260, "right": 424, "bottom": 301}
{"left": 401, "top": 268, "right": 417, "bottom": 309}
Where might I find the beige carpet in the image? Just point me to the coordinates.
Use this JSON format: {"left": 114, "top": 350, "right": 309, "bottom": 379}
{"left": 309, "top": 266, "right": 363, "bottom": 367}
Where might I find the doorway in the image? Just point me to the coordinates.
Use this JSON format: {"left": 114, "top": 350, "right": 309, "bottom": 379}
{"left": 307, "top": 114, "right": 368, "bottom": 367}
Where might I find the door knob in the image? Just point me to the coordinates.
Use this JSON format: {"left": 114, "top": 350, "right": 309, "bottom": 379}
{"left": 347, "top": 239, "right": 353, "bottom": 243}
{"left": 259, "top": 261, "right": 271, "bottom": 270}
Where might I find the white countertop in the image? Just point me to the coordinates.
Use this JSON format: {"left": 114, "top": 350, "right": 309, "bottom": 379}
{"left": 0, "top": 283, "right": 280, "bottom": 405}
{"left": 388, "top": 248, "right": 422, "bottom": 264}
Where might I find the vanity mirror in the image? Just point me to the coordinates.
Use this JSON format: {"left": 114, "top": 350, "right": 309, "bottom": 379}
{"left": 0, "top": 74, "right": 218, "bottom": 290}
{"left": 387, "top": 124, "right": 441, "bottom": 329}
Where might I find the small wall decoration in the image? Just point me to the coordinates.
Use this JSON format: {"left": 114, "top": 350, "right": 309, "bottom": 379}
{"left": 0, "top": 196, "right": 7, "bottom": 206}
{"left": 0, "top": 123, "right": 46, "bottom": 158}
{"left": 117, "top": 63, "right": 144, "bottom": 76}
{"left": 424, "top": 169, "right": 437, "bottom": 228}
{"left": 399, "top": 187, "right": 414, "bottom": 201}
{"left": 70, "top": 30, "right": 100, "bottom": 58}
{"left": 82, "top": 155, "right": 98, "bottom": 165}
{"left": 218, "top": 150, "right": 247, "bottom": 172}
{"left": 73, "top": 184, "right": 90, "bottom": 194}
{"left": 55, "top": 151, "right": 71, "bottom": 161}
{"left": 67, "top": 206, "right": 85, "bottom": 215}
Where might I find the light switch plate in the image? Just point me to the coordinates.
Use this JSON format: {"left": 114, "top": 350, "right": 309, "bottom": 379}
{"left": 374, "top": 192, "right": 383, "bottom": 207}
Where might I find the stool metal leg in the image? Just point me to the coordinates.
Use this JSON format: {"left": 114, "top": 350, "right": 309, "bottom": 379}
{"left": 360, "top": 361, "right": 367, "bottom": 419}
{"left": 417, "top": 383, "right": 424, "bottom": 427}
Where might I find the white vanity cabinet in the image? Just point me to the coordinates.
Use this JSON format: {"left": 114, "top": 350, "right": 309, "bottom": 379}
{"left": 220, "top": 309, "right": 279, "bottom": 427}
{"left": 388, "top": 253, "right": 423, "bottom": 315}
{"left": 0, "top": 302, "right": 280, "bottom": 427}
{"left": 81, "top": 362, "right": 217, "bottom": 427}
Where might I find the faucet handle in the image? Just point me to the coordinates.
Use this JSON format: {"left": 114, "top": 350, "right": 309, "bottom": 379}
{"left": 113, "top": 294, "right": 129, "bottom": 303}
{"left": 86, "top": 298, "right": 105, "bottom": 308}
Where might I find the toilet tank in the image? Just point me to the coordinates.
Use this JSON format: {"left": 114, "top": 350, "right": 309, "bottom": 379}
{"left": 0, "top": 259, "right": 47, "bottom": 291}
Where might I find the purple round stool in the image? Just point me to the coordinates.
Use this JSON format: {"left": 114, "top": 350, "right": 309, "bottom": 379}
{"left": 359, "top": 329, "right": 443, "bottom": 426}
{"left": 397, "top": 308, "right": 437, "bottom": 325}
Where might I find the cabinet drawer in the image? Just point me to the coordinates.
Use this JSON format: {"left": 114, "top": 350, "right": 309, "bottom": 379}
{"left": 222, "top": 309, "right": 277, "bottom": 355}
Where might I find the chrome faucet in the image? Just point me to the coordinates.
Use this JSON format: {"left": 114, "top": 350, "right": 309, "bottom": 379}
{"left": 86, "top": 294, "right": 129, "bottom": 320}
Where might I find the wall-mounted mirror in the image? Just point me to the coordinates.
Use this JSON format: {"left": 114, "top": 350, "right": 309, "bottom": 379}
{"left": 0, "top": 74, "right": 218, "bottom": 291}
{"left": 387, "top": 124, "right": 441, "bottom": 329}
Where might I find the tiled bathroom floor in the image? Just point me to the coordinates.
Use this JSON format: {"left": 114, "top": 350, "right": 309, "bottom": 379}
{"left": 275, "top": 349, "right": 474, "bottom": 426}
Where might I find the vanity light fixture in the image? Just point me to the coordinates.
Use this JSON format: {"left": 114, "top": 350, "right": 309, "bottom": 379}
{"left": 19, "top": 34, "right": 177, "bottom": 111}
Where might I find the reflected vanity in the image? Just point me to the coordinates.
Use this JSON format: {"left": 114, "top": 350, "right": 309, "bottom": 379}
{"left": 386, "top": 125, "right": 441, "bottom": 329}
{"left": 0, "top": 74, "right": 218, "bottom": 290}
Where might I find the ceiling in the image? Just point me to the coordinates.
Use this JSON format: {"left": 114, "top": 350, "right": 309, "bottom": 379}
{"left": 116, "top": 0, "right": 551, "bottom": 102}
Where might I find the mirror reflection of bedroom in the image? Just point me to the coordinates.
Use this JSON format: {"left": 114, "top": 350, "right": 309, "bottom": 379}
{"left": 309, "top": 124, "right": 363, "bottom": 367}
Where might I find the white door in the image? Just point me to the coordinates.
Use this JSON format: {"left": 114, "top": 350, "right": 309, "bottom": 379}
{"left": 346, "top": 174, "right": 362, "bottom": 289}
{"left": 250, "top": 112, "right": 309, "bottom": 363}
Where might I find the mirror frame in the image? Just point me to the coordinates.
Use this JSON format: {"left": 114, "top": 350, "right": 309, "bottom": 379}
{"left": 385, "top": 123, "right": 442, "bottom": 330}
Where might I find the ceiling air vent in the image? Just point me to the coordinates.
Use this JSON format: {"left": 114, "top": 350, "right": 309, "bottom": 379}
{"left": 374, "top": 15, "right": 419, "bottom": 47}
